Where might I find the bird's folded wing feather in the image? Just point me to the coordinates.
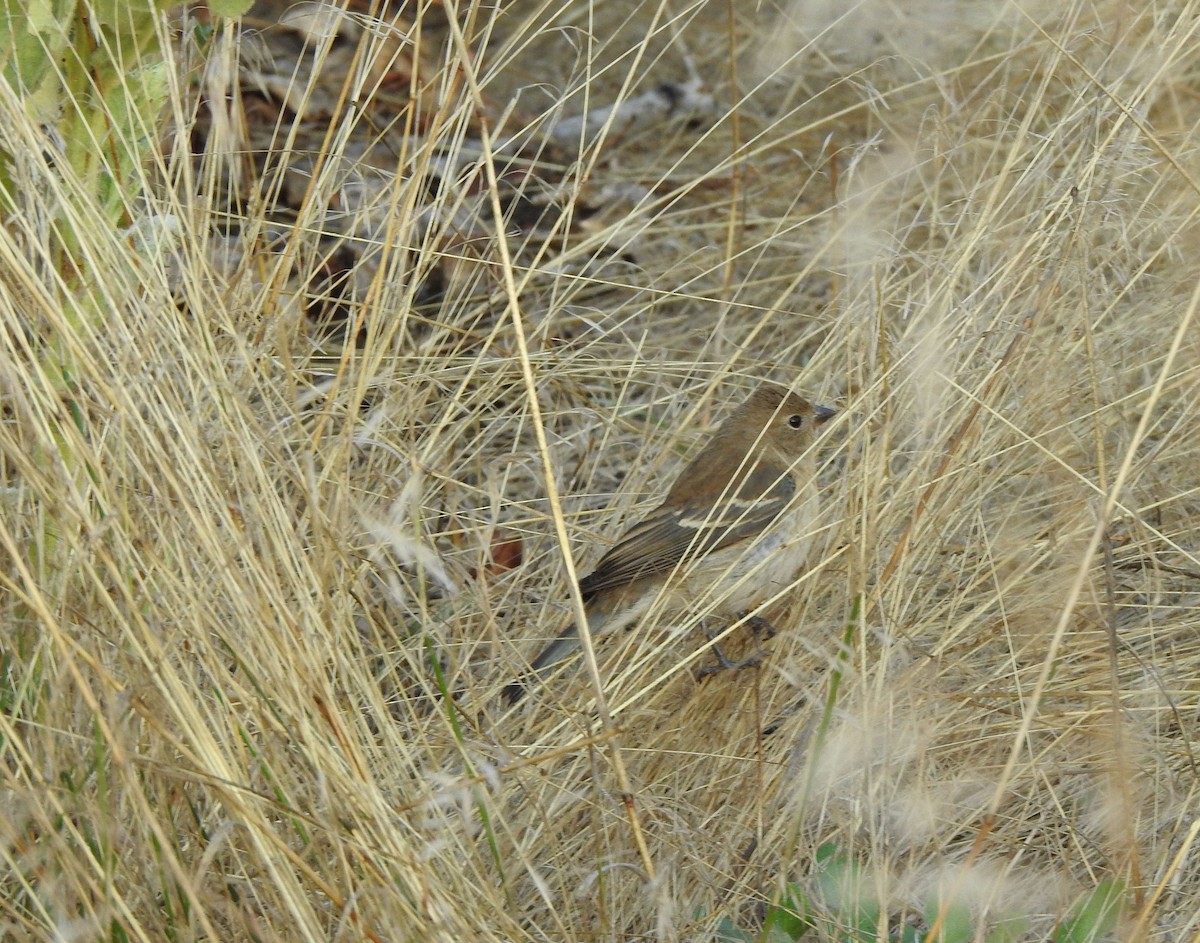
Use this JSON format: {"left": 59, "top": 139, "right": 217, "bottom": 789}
{"left": 579, "top": 466, "right": 795, "bottom": 599}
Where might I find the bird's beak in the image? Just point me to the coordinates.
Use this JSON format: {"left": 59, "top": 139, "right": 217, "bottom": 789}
{"left": 814, "top": 405, "right": 836, "bottom": 425}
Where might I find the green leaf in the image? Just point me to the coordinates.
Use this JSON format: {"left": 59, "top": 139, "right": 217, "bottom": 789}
{"left": 763, "top": 882, "right": 814, "bottom": 942}
{"left": 812, "top": 845, "right": 879, "bottom": 938}
{"left": 986, "top": 914, "right": 1029, "bottom": 943}
{"left": 1054, "top": 879, "right": 1125, "bottom": 943}
{"left": 0, "top": 0, "right": 73, "bottom": 97}
{"left": 922, "top": 900, "right": 974, "bottom": 943}
{"left": 713, "top": 916, "right": 754, "bottom": 943}
{"left": 207, "top": 0, "right": 254, "bottom": 16}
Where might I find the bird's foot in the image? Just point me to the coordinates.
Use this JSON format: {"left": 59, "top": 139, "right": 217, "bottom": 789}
{"left": 737, "top": 611, "right": 777, "bottom": 640}
{"left": 697, "top": 644, "right": 765, "bottom": 679}
{"left": 697, "top": 619, "right": 768, "bottom": 679}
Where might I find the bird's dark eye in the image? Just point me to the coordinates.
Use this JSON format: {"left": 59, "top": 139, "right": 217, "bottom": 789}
{"left": 788, "top": 414, "right": 803, "bottom": 428}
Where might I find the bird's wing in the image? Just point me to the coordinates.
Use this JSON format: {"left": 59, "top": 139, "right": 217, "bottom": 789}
{"left": 579, "top": 465, "right": 794, "bottom": 599}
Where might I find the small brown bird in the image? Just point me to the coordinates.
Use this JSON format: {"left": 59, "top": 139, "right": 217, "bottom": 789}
{"left": 504, "top": 382, "right": 835, "bottom": 702}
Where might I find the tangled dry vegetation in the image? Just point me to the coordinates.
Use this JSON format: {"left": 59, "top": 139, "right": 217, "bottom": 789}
{"left": 2, "top": 0, "right": 1199, "bottom": 940}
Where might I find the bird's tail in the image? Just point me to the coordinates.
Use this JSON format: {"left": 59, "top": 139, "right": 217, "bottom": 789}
{"left": 501, "top": 623, "right": 581, "bottom": 703}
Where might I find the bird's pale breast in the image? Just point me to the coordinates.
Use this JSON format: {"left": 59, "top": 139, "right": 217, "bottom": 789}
{"left": 679, "top": 478, "right": 818, "bottom": 613}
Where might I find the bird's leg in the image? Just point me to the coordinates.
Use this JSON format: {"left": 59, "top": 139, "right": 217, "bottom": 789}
{"left": 696, "top": 614, "right": 770, "bottom": 678}
{"left": 739, "top": 610, "right": 777, "bottom": 640}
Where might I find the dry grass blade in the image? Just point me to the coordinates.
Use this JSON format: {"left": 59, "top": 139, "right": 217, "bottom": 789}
{"left": 2, "top": 1, "right": 1200, "bottom": 941}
